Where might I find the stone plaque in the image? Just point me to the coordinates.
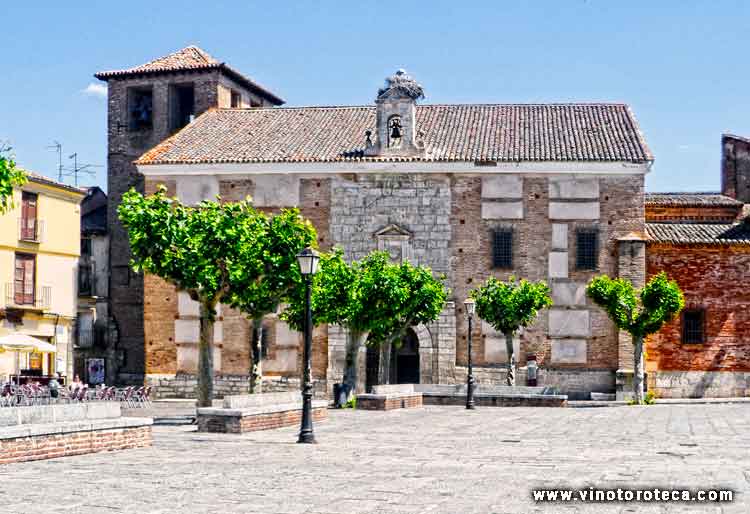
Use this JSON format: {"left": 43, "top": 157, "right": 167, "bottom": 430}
{"left": 551, "top": 339, "right": 587, "bottom": 364}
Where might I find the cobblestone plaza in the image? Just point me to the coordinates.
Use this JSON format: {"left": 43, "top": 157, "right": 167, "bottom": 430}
{"left": 1, "top": 404, "right": 749, "bottom": 513}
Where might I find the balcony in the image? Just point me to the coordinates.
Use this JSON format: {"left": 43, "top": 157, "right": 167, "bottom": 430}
{"left": 5, "top": 283, "right": 52, "bottom": 311}
{"left": 78, "top": 260, "right": 96, "bottom": 297}
{"left": 18, "top": 218, "right": 45, "bottom": 243}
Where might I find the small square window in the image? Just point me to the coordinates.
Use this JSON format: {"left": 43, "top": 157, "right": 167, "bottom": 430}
{"left": 491, "top": 229, "right": 513, "bottom": 269}
{"left": 576, "top": 229, "right": 598, "bottom": 270}
{"left": 682, "top": 309, "right": 705, "bottom": 344}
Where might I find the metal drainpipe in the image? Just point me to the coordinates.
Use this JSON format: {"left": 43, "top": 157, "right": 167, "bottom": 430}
{"left": 50, "top": 313, "right": 62, "bottom": 375}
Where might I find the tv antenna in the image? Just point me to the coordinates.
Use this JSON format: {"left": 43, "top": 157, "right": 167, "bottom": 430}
{"left": 46, "top": 141, "right": 64, "bottom": 181}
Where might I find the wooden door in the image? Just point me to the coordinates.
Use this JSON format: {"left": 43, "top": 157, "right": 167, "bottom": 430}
{"left": 14, "top": 253, "right": 35, "bottom": 305}
{"left": 21, "top": 192, "right": 37, "bottom": 240}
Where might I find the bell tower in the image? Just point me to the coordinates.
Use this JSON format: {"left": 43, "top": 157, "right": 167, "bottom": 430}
{"left": 95, "top": 46, "right": 284, "bottom": 384}
{"left": 365, "top": 69, "right": 425, "bottom": 158}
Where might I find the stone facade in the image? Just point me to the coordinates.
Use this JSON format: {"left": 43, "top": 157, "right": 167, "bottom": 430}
{"left": 100, "top": 51, "right": 654, "bottom": 400}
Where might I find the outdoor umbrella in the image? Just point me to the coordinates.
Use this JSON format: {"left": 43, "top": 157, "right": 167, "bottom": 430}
{"left": 0, "top": 333, "right": 57, "bottom": 384}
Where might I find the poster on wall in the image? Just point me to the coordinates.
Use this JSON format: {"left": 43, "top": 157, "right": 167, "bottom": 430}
{"left": 87, "top": 358, "right": 105, "bottom": 385}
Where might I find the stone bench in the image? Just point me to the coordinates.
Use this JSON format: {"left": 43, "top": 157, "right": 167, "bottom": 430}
{"left": 413, "top": 384, "right": 568, "bottom": 407}
{"left": 196, "top": 392, "right": 328, "bottom": 433}
{"left": 0, "top": 402, "right": 153, "bottom": 465}
{"left": 357, "top": 384, "right": 423, "bottom": 411}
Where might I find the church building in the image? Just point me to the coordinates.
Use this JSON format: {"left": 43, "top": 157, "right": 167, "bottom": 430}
{"left": 96, "top": 46, "right": 654, "bottom": 400}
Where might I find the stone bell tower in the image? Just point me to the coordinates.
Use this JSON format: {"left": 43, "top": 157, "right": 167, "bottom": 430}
{"left": 365, "top": 69, "right": 425, "bottom": 158}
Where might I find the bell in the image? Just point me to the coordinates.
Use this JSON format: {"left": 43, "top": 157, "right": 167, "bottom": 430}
{"left": 390, "top": 125, "right": 402, "bottom": 139}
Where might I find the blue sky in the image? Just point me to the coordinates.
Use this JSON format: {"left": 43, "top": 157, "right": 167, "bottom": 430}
{"left": 1, "top": 1, "right": 749, "bottom": 192}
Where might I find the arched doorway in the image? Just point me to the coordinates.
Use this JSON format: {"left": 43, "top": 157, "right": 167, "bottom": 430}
{"left": 391, "top": 328, "right": 420, "bottom": 384}
{"left": 365, "top": 328, "right": 421, "bottom": 391}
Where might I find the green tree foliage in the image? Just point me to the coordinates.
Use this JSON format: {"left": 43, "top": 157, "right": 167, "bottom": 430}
{"left": 225, "top": 208, "right": 317, "bottom": 392}
{"left": 283, "top": 250, "right": 448, "bottom": 396}
{"left": 118, "top": 186, "right": 268, "bottom": 406}
{"left": 586, "top": 272, "right": 684, "bottom": 404}
{"left": 470, "top": 277, "right": 552, "bottom": 386}
{"left": 0, "top": 145, "right": 27, "bottom": 214}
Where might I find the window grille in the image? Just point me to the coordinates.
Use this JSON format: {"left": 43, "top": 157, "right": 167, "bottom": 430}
{"left": 492, "top": 229, "right": 513, "bottom": 269}
{"left": 682, "top": 309, "right": 705, "bottom": 344}
{"left": 576, "top": 229, "right": 598, "bottom": 270}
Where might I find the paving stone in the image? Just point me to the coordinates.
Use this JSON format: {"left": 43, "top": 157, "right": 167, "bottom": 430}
{"left": 2, "top": 404, "right": 748, "bottom": 513}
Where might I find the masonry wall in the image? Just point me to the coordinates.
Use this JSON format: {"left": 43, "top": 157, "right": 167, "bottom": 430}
{"left": 107, "top": 71, "right": 224, "bottom": 383}
{"left": 646, "top": 205, "right": 742, "bottom": 223}
{"left": 646, "top": 244, "right": 750, "bottom": 397}
{"left": 451, "top": 174, "right": 644, "bottom": 389}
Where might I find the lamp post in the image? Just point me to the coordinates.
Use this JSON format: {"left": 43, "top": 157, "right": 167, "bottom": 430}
{"left": 296, "top": 247, "right": 320, "bottom": 444}
{"left": 464, "top": 298, "right": 476, "bottom": 410}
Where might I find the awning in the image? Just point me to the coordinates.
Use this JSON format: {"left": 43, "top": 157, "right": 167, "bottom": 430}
{"left": 0, "top": 333, "right": 57, "bottom": 353}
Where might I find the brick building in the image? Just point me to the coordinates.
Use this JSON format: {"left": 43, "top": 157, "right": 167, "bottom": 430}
{"left": 645, "top": 135, "right": 750, "bottom": 398}
{"left": 96, "top": 46, "right": 657, "bottom": 400}
{"left": 94, "top": 46, "right": 284, "bottom": 389}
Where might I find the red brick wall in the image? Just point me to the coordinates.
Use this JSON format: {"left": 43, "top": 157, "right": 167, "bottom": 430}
{"left": 0, "top": 426, "right": 152, "bottom": 465}
{"left": 646, "top": 205, "right": 741, "bottom": 223}
{"left": 646, "top": 244, "right": 750, "bottom": 372}
{"left": 144, "top": 179, "right": 179, "bottom": 374}
{"left": 197, "top": 407, "right": 328, "bottom": 433}
{"left": 357, "top": 395, "right": 423, "bottom": 410}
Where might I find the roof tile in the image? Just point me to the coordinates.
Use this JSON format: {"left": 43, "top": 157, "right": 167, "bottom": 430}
{"left": 646, "top": 222, "right": 750, "bottom": 245}
{"left": 137, "top": 103, "right": 653, "bottom": 165}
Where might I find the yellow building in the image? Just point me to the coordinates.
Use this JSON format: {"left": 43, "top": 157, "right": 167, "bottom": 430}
{"left": 0, "top": 172, "right": 84, "bottom": 383}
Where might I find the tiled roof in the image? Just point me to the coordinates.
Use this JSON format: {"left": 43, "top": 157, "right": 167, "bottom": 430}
{"left": 95, "top": 46, "right": 284, "bottom": 105}
{"left": 646, "top": 222, "right": 750, "bottom": 245}
{"left": 645, "top": 192, "right": 742, "bottom": 207}
{"left": 137, "top": 103, "right": 652, "bottom": 165}
{"left": 24, "top": 171, "right": 86, "bottom": 195}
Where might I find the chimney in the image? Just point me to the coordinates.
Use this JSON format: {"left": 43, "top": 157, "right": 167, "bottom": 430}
{"left": 721, "top": 134, "right": 750, "bottom": 203}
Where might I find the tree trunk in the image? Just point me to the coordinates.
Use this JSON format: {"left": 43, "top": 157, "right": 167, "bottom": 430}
{"left": 249, "top": 317, "right": 263, "bottom": 394}
{"left": 196, "top": 301, "right": 216, "bottom": 408}
{"left": 343, "top": 330, "right": 368, "bottom": 398}
{"left": 504, "top": 332, "right": 516, "bottom": 387}
{"left": 633, "top": 335, "right": 645, "bottom": 404}
{"left": 378, "top": 341, "right": 392, "bottom": 385}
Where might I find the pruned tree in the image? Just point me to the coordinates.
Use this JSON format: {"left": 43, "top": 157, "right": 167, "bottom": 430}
{"left": 367, "top": 261, "right": 448, "bottom": 385}
{"left": 586, "top": 272, "right": 684, "bottom": 404}
{"left": 118, "top": 186, "right": 267, "bottom": 407}
{"left": 0, "top": 145, "right": 27, "bottom": 214}
{"left": 225, "top": 208, "right": 317, "bottom": 393}
{"left": 470, "top": 277, "right": 552, "bottom": 386}
{"left": 283, "top": 250, "right": 447, "bottom": 398}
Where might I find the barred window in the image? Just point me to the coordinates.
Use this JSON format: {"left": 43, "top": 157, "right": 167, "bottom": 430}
{"left": 492, "top": 229, "right": 513, "bottom": 269}
{"left": 576, "top": 229, "right": 598, "bottom": 270}
{"left": 682, "top": 309, "right": 705, "bottom": 344}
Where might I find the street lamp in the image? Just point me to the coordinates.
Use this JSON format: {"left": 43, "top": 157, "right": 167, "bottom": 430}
{"left": 464, "top": 298, "right": 476, "bottom": 410}
{"left": 296, "top": 247, "right": 320, "bottom": 444}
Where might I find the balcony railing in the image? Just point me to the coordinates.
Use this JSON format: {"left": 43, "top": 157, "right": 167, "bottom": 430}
{"left": 78, "top": 260, "right": 96, "bottom": 297}
{"left": 17, "top": 218, "right": 45, "bottom": 243}
{"left": 5, "top": 283, "right": 52, "bottom": 310}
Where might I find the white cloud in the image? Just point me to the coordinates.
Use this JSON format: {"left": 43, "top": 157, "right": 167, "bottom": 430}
{"left": 82, "top": 83, "right": 107, "bottom": 98}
